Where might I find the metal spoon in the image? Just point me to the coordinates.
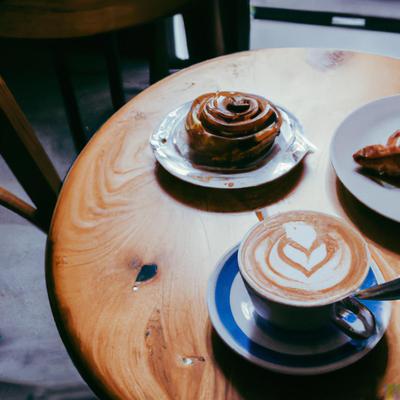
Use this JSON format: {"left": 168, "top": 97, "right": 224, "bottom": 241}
{"left": 355, "top": 276, "right": 400, "bottom": 301}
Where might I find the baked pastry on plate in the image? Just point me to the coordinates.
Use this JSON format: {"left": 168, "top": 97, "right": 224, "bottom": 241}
{"left": 185, "top": 91, "right": 282, "bottom": 169}
{"left": 353, "top": 130, "right": 400, "bottom": 177}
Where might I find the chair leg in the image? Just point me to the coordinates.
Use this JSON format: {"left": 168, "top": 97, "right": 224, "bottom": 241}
{"left": 103, "top": 33, "right": 125, "bottom": 111}
{"left": 182, "top": 0, "right": 223, "bottom": 63}
{"left": 149, "top": 18, "right": 174, "bottom": 84}
{"left": 0, "top": 77, "right": 61, "bottom": 231}
{"left": 51, "top": 42, "right": 87, "bottom": 152}
{"left": 219, "top": 0, "right": 251, "bottom": 53}
{"left": 0, "top": 187, "right": 47, "bottom": 232}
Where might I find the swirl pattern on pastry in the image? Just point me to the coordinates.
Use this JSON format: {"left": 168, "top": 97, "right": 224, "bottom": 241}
{"left": 185, "top": 91, "right": 282, "bottom": 168}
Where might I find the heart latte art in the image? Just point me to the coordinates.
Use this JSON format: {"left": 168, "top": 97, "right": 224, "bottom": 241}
{"left": 239, "top": 211, "right": 369, "bottom": 305}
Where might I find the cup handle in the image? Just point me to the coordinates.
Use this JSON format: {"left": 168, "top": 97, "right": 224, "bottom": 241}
{"left": 331, "top": 297, "right": 376, "bottom": 340}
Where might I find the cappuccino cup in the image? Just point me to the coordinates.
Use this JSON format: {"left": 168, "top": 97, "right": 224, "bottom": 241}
{"left": 238, "top": 210, "right": 375, "bottom": 339}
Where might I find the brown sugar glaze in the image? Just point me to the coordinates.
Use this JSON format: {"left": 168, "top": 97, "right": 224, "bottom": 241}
{"left": 185, "top": 91, "right": 282, "bottom": 169}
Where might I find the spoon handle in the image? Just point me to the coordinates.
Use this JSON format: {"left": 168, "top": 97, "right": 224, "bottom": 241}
{"left": 356, "top": 276, "right": 400, "bottom": 301}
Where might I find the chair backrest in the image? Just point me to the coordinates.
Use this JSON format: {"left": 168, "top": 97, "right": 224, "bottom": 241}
{"left": 0, "top": 76, "right": 61, "bottom": 232}
{"left": 0, "top": 0, "right": 189, "bottom": 39}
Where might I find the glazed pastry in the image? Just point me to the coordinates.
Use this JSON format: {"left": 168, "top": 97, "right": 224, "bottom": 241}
{"left": 353, "top": 130, "right": 400, "bottom": 177}
{"left": 185, "top": 91, "right": 282, "bottom": 169}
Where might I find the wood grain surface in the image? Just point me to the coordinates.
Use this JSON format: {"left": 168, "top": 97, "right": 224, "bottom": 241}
{"left": 0, "top": 0, "right": 188, "bottom": 39}
{"left": 47, "top": 49, "right": 400, "bottom": 399}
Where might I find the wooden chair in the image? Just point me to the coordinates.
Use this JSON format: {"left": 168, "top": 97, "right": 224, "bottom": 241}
{"left": 0, "top": 0, "right": 192, "bottom": 152}
{"left": 0, "top": 76, "right": 61, "bottom": 232}
{"left": 0, "top": 1, "right": 250, "bottom": 152}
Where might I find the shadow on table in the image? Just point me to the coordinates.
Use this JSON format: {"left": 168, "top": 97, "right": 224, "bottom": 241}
{"left": 211, "top": 329, "right": 388, "bottom": 400}
{"left": 155, "top": 162, "right": 304, "bottom": 213}
{"left": 336, "top": 178, "right": 400, "bottom": 255}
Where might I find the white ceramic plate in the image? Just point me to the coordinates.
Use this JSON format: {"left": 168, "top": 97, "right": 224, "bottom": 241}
{"left": 150, "top": 101, "right": 313, "bottom": 189}
{"left": 331, "top": 95, "right": 400, "bottom": 222}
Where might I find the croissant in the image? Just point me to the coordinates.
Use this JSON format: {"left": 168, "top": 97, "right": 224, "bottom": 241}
{"left": 185, "top": 91, "right": 282, "bottom": 169}
{"left": 353, "top": 130, "right": 400, "bottom": 177}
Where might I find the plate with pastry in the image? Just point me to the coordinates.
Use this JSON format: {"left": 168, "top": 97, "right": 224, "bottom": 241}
{"left": 150, "top": 91, "right": 314, "bottom": 189}
{"left": 331, "top": 94, "right": 400, "bottom": 222}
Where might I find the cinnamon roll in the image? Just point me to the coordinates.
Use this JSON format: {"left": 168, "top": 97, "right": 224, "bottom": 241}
{"left": 353, "top": 130, "right": 400, "bottom": 177}
{"left": 185, "top": 91, "right": 282, "bottom": 169}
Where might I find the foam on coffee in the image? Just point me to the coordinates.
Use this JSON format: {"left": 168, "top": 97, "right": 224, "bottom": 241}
{"left": 239, "top": 211, "right": 369, "bottom": 306}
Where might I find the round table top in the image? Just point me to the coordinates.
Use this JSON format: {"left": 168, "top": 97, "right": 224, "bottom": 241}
{"left": 47, "top": 48, "right": 400, "bottom": 399}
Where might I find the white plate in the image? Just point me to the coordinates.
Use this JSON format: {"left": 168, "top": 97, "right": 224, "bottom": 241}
{"left": 150, "top": 101, "right": 313, "bottom": 189}
{"left": 331, "top": 95, "right": 400, "bottom": 222}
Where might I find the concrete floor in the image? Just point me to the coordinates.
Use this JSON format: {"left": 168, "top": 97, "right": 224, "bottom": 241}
{"left": 1, "top": 5, "right": 400, "bottom": 399}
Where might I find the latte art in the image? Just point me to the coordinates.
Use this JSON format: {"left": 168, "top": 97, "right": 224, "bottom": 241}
{"left": 239, "top": 211, "right": 369, "bottom": 305}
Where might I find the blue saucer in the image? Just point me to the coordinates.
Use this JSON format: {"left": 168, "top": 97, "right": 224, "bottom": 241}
{"left": 207, "top": 245, "right": 391, "bottom": 375}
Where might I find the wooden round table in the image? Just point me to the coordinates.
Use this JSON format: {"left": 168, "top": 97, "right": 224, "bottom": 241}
{"left": 47, "top": 48, "right": 400, "bottom": 399}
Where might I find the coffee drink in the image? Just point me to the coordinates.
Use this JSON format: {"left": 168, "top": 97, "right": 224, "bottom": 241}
{"left": 239, "top": 211, "right": 369, "bottom": 306}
